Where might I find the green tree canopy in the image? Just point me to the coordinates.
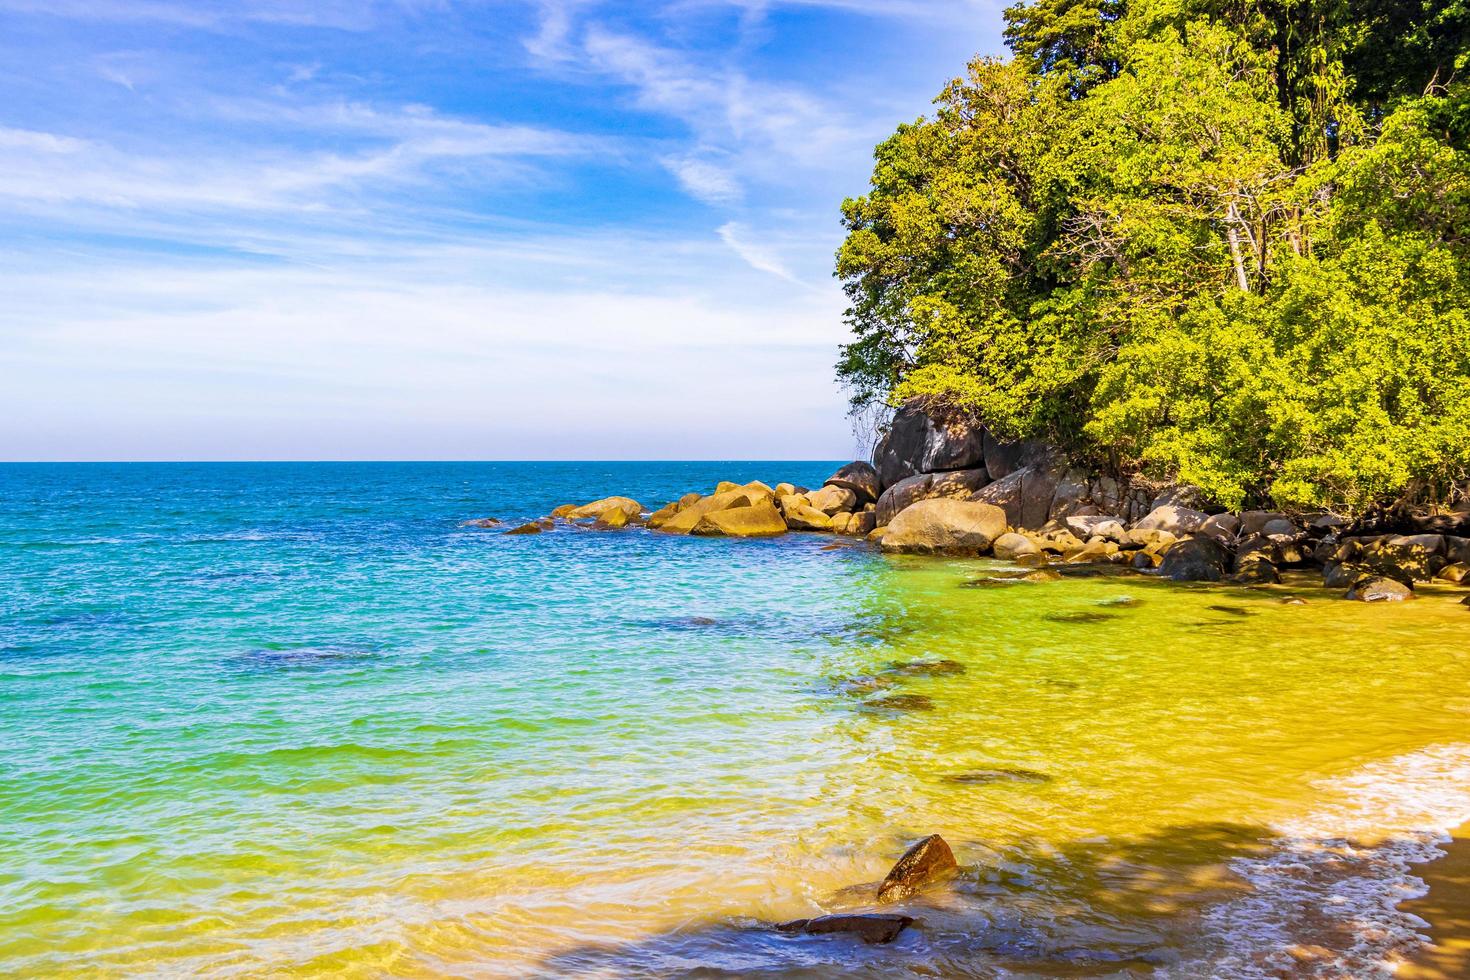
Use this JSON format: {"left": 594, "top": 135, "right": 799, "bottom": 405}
{"left": 837, "top": 0, "right": 1470, "bottom": 512}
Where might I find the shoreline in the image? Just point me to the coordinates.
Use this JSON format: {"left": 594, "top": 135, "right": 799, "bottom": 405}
{"left": 1399, "top": 822, "right": 1470, "bottom": 978}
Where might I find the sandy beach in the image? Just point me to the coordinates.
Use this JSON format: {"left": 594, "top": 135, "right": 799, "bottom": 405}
{"left": 1399, "top": 822, "right": 1470, "bottom": 978}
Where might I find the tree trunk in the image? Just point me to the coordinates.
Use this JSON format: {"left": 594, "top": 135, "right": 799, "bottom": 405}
{"left": 1226, "top": 203, "right": 1250, "bottom": 293}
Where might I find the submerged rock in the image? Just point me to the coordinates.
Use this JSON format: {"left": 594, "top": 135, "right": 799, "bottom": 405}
{"left": 885, "top": 658, "right": 966, "bottom": 676}
{"left": 504, "top": 523, "right": 543, "bottom": 535}
{"left": 876, "top": 834, "right": 959, "bottom": 904}
{"left": 460, "top": 517, "right": 502, "bottom": 528}
{"left": 943, "top": 768, "right": 1052, "bottom": 785}
{"left": 776, "top": 913, "right": 914, "bottom": 945}
{"left": 1228, "top": 559, "right": 1281, "bottom": 585}
{"left": 861, "top": 693, "right": 935, "bottom": 713}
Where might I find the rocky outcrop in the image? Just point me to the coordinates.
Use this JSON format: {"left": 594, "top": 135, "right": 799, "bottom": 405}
{"left": 565, "top": 496, "right": 643, "bottom": 522}
{"left": 876, "top": 834, "right": 958, "bottom": 903}
{"left": 873, "top": 401, "right": 986, "bottom": 488}
{"left": 967, "top": 465, "right": 1062, "bottom": 530}
{"left": 875, "top": 468, "right": 989, "bottom": 526}
{"left": 879, "top": 499, "right": 1008, "bottom": 555}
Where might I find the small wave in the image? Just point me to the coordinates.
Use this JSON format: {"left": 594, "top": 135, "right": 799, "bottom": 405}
{"left": 1190, "top": 743, "right": 1470, "bottom": 978}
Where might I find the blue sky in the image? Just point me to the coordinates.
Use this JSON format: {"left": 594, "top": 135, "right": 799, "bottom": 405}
{"left": 0, "top": 0, "right": 1005, "bottom": 460}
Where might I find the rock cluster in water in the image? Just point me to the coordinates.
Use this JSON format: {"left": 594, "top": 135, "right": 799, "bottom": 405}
{"left": 469, "top": 399, "right": 1470, "bottom": 604}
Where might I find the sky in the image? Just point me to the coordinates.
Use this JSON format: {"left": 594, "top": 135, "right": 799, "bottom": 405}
{"left": 0, "top": 0, "right": 1006, "bottom": 461}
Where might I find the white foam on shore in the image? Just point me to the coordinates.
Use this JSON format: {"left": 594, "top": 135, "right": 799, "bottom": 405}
{"left": 1184, "top": 744, "right": 1470, "bottom": 979}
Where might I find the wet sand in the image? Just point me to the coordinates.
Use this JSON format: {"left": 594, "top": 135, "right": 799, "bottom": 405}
{"left": 1398, "top": 822, "right": 1470, "bottom": 979}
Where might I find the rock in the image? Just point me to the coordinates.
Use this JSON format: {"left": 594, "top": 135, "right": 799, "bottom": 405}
{"left": 1150, "top": 485, "right": 1206, "bottom": 511}
{"left": 550, "top": 504, "right": 577, "bottom": 519}
{"left": 1131, "top": 550, "right": 1161, "bottom": 569}
{"left": 1261, "top": 518, "right": 1298, "bottom": 537}
{"left": 657, "top": 490, "right": 764, "bottom": 535}
{"left": 824, "top": 461, "right": 882, "bottom": 506}
{"left": 773, "top": 483, "right": 797, "bottom": 498}
{"left": 885, "top": 658, "right": 966, "bottom": 676}
{"left": 1323, "top": 562, "right": 1370, "bottom": 589}
{"left": 876, "top": 834, "right": 959, "bottom": 904}
{"left": 1229, "top": 560, "right": 1281, "bottom": 585}
{"left": 591, "top": 508, "right": 633, "bottom": 530}
{"left": 861, "top": 694, "right": 934, "bottom": 713}
{"left": 744, "top": 480, "right": 775, "bottom": 496}
{"left": 1065, "top": 514, "right": 1127, "bottom": 541}
{"left": 943, "top": 768, "right": 1051, "bottom": 785}
{"left": 678, "top": 492, "right": 703, "bottom": 508}
{"left": 993, "top": 532, "right": 1040, "bottom": 561}
{"left": 460, "top": 517, "right": 502, "bottom": 528}
{"left": 867, "top": 526, "right": 887, "bottom": 543}
{"left": 1462, "top": 595, "right": 1470, "bottom": 607}
{"left": 1064, "top": 539, "right": 1118, "bottom": 563}
{"left": 1135, "top": 504, "right": 1209, "bottom": 536}
{"left": 1015, "top": 551, "right": 1051, "bottom": 568}
{"left": 806, "top": 484, "right": 860, "bottom": 516}
{"left": 504, "top": 522, "right": 542, "bottom": 535}
{"left": 645, "top": 500, "right": 684, "bottom": 529}
{"left": 982, "top": 431, "right": 1055, "bottom": 481}
{"left": 776, "top": 914, "right": 914, "bottom": 945}
{"left": 715, "top": 481, "right": 743, "bottom": 494}
{"left": 1240, "top": 511, "right": 1291, "bottom": 536}
{"left": 1197, "top": 513, "right": 1241, "bottom": 542}
{"left": 1446, "top": 536, "right": 1470, "bottom": 566}
{"left": 566, "top": 496, "right": 643, "bottom": 522}
{"left": 692, "top": 500, "right": 788, "bottom": 538}
{"left": 1157, "top": 536, "right": 1231, "bottom": 582}
{"left": 1346, "top": 575, "right": 1415, "bottom": 602}
{"left": 784, "top": 503, "right": 835, "bottom": 532}
{"left": 842, "top": 511, "right": 877, "bottom": 536}
{"left": 879, "top": 499, "right": 1009, "bottom": 555}
{"left": 1437, "top": 562, "right": 1469, "bottom": 584}
{"left": 1032, "top": 526, "right": 1085, "bottom": 553}
{"left": 872, "top": 399, "right": 986, "bottom": 489}
{"left": 1235, "top": 534, "right": 1283, "bottom": 567}
{"left": 875, "top": 468, "right": 990, "bottom": 526}
{"left": 968, "top": 465, "right": 1062, "bottom": 530}
{"left": 1125, "top": 528, "right": 1177, "bottom": 552}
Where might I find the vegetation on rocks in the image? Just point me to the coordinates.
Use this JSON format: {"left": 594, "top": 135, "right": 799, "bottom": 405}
{"left": 837, "top": 0, "right": 1470, "bottom": 514}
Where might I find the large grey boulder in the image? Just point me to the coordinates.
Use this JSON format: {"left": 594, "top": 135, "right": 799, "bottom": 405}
{"left": 968, "top": 465, "right": 1062, "bottom": 530}
{"left": 776, "top": 914, "right": 913, "bottom": 945}
{"left": 871, "top": 400, "right": 986, "bottom": 489}
{"left": 1135, "top": 504, "right": 1210, "bottom": 536}
{"left": 875, "top": 468, "right": 989, "bottom": 526}
{"left": 823, "top": 461, "right": 881, "bottom": 506}
{"left": 1157, "top": 536, "right": 1232, "bottom": 581}
{"left": 879, "top": 499, "right": 1008, "bottom": 555}
{"left": 1346, "top": 575, "right": 1414, "bottom": 602}
{"left": 982, "top": 431, "right": 1054, "bottom": 481}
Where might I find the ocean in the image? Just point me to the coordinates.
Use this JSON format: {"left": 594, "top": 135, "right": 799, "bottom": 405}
{"left": 3, "top": 462, "right": 1469, "bottom": 978}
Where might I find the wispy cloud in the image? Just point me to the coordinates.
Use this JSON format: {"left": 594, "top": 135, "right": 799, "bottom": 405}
{"left": 717, "top": 221, "right": 801, "bottom": 283}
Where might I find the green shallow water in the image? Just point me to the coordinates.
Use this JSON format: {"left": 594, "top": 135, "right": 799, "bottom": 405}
{"left": 3, "top": 463, "right": 1469, "bottom": 978}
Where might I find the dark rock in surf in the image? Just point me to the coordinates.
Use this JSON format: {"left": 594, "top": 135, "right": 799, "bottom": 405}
{"left": 776, "top": 913, "right": 914, "bottom": 945}
{"left": 876, "top": 834, "right": 959, "bottom": 904}
{"left": 1157, "top": 536, "right": 1231, "bottom": 582}
{"left": 943, "top": 768, "right": 1052, "bottom": 785}
{"left": 504, "top": 523, "right": 543, "bottom": 535}
{"left": 824, "top": 461, "right": 882, "bottom": 506}
{"left": 860, "top": 694, "right": 935, "bottom": 713}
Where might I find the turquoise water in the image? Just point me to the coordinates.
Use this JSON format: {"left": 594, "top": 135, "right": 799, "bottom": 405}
{"left": 4, "top": 462, "right": 1470, "bottom": 978}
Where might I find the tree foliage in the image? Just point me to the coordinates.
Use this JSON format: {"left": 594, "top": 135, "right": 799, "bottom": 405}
{"left": 837, "top": 0, "right": 1470, "bottom": 512}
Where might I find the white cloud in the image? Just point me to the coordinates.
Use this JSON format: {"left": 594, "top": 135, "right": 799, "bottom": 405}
{"left": 717, "top": 221, "right": 800, "bottom": 283}
{"left": 663, "top": 154, "right": 742, "bottom": 204}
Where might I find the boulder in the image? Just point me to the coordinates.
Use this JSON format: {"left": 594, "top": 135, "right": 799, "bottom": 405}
{"left": 692, "top": 499, "right": 788, "bottom": 538}
{"left": 550, "top": 504, "right": 578, "bottom": 519}
{"left": 1261, "top": 518, "right": 1298, "bottom": 537}
{"left": 993, "top": 532, "right": 1040, "bottom": 561}
{"left": 1157, "top": 536, "right": 1232, "bottom": 582}
{"left": 968, "top": 465, "right": 1062, "bottom": 530}
{"left": 460, "top": 517, "right": 502, "bottom": 528}
{"left": 566, "top": 496, "right": 643, "bottom": 522}
{"left": 657, "top": 490, "right": 763, "bottom": 535}
{"left": 1064, "top": 539, "right": 1118, "bottom": 563}
{"left": 776, "top": 914, "right": 913, "bottom": 945}
{"left": 1033, "top": 526, "right": 1085, "bottom": 553}
{"left": 876, "top": 834, "right": 959, "bottom": 904}
{"left": 504, "top": 522, "right": 542, "bottom": 536}
{"left": 1235, "top": 534, "right": 1283, "bottom": 567}
{"left": 591, "top": 508, "right": 633, "bottom": 530}
{"left": 1323, "top": 562, "right": 1370, "bottom": 589}
{"left": 982, "top": 431, "right": 1055, "bottom": 481}
{"left": 1241, "top": 511, "right": 1291, "bottom": 536}
{"left": 784, "top": 503, "right": 834, "bottom": 532}
{"left": 806, "top": 485, "right": 860, "bottom": 516}
{"left": 645, "top": 500, "right": 683, "bottom": 529}
{"left": 875, "top": 468, "right": 990, "bottom": 526}
{"left": 1346, "top": 575, "right": 1414, "bottom": 602}
{"left": 1447, "top": 536, "right": 1470, "bottom": 566}
{"left": 879, "top": 499, "right": 1008, "bottom": 555}
{"left": 773, "top": 483, "right": 797, "bottom": 498}
{"left": 1131, "top": 550, "right": 1162, "bottom": 569}
{"left": 1065, "top": 515, "right": 1127, "bottom": 543}
{"left": 714, "top": 481, "right": 742, "bottom": 494}
{"left": 1229, "top": 560, "right": 1281, "bottom": 585}
{"left": 1437, "top": 562, "right": 1469, "bottom": 584}
{"left": 1135, "top": 504, "right": 1209, "bottom": 536}
{"left": 872, "top": 399, "right": 986, "bottom": 488}
{"left": 824, "top": 461, "right": 882, "bottom": 506}
{"left": 1150, "top": 485, "right": 1206, "bottom": 511}
{"left": 1125, "top": 528, "right": 1177, "bottom": 552}
{"left": 1197, "top": 513, "right": 1242, "bottom": 542}
{"left": 842, "top": 511, "right": 877, "bottom": 536}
